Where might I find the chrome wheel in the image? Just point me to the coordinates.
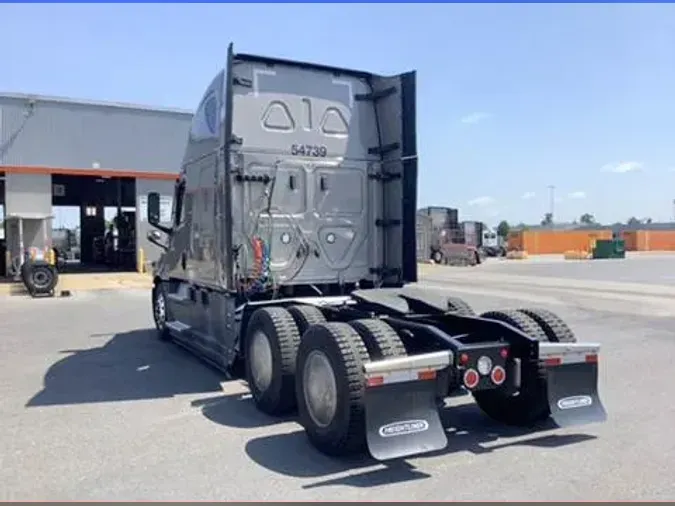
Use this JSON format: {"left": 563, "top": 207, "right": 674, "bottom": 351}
{"left": 303, "top": 350, "right": 338, "bottom": 428}
{"left": 249, "top": 330, "right": 274, "bottom": 392}
{"left": 154, "top": 290, "right": 166, "bottom": 329}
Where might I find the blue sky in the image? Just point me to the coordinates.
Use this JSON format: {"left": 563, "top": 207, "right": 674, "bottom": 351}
{"left": 2, "top": 3, "right": 675, "bottom": 227}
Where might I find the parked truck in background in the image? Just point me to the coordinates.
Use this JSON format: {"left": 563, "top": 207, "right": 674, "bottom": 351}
{"left": 145, "top": 44, "right": 606, "bottom": 462}
{"left": 481, "top": 226, "right": 507, "bottom": 257}
{"left": 418, "top": 207, "right": 482, "bottom": 266}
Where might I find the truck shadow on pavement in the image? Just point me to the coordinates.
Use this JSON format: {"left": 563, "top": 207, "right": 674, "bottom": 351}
{"left": 195, "top": 391, "right": 597, "bottom": 489}
{"left": 26, "top": 329, "right": 225, "bottom": 407}
{"left": 25, "top": 327, "right": 596, "bottom": 490}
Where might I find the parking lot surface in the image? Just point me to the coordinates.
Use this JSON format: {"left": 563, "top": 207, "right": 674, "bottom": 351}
{"left": 2, "top": 257, "right": 675, "bottom": 500}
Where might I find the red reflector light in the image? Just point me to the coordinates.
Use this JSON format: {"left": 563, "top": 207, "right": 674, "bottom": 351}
{"left": 500, "top": 348, "right": 509, "bottom": 359}
{"left": 585, "top": 354, "right": 598, "bottom": 364}
{"left": 459, "top": 353, "right": 469, "bottom": 365}
{"left": 463, "top": 368, "right": 480, "bottom": 389}
{"left": 366, "top": 376, "right": 384, "bottom": 387}
{"left": 544, "top": 357, "right": 562, "bottom": 367}
{"left": 491, "top": 365, "right": 506, "bottom": 385}
{"left": 418, "top": 369, "right": 437, "bottom": 381}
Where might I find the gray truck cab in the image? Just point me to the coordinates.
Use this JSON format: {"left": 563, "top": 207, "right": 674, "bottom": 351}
{"left": 145, "top": 44, "right": 605, "bottom": 462}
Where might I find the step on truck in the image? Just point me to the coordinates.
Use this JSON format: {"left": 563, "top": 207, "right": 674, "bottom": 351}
{"left": 145, "top": 43, "right": 606, "bottom": 461}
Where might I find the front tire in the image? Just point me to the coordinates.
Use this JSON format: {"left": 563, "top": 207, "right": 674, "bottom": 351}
{"left": 152, "top": 284, "right": 171, "bottom": 341}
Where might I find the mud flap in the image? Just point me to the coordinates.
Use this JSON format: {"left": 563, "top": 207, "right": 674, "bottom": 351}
{"left": 364, "top": 379, "right": 447, "bottom": 461}
{"left": 546, "top": 361, "right": 607, "bottom": 427}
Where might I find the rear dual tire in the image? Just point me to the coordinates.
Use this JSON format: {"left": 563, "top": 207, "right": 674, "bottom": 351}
{"left": 472, "top": 308, "right": 575, "bottom": 426}
{"left": 244, "top": 305, "right": 408, "bottom": 457}
{"left": 295, "top": 318, "right": 406, "bottom": 456}
{"left": 244, "top": 306, "right": 302, "bottom": 416}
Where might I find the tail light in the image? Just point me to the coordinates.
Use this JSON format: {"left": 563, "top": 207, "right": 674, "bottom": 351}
{"left": 491, "top": 365, "right": 506, "bottom": 386}
{"left": 463, "top": 368, "right": 480, "bottom": 389}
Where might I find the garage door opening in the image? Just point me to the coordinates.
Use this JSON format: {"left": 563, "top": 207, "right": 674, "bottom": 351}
{"left": 51, "top": 174, "right": 137, "bottom": 273}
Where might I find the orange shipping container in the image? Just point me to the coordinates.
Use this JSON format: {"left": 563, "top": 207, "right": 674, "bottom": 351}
{"left": 507, "top": 231, "right": 524, "bottom": 251}
{"left": 623, "top": 230, "right": 675, "bottom": 251}
{"left": 622, "top": 231, "right": 638, "bottom": 251}
{"left": 518, "top": 230, "right": 612, "bottom": 255}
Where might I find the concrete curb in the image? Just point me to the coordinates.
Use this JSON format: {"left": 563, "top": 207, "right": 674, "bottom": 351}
{"left": 0, "top": 273, "right": 153, "bottom": 297}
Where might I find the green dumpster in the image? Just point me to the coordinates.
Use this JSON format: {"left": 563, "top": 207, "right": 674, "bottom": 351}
{"left": 592, "top": 239, "right": 626, "bottom": 259}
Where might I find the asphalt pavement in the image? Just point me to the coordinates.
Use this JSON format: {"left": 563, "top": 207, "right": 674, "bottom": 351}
{"left": 1, "top": 257, "right": 674, "bottom": 500}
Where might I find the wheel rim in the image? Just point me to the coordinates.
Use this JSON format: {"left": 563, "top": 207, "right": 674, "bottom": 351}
{"left": 303, "top": 350, "right": 338, "bottom": 428}
{"left": 154, "top": 291, "right": 166, "bottom": 329}
{"left": 249, "top": 330, "right": 273, "bottom": 393}
{"left": 33, "top": 271, "right": 50, "bottom": 288}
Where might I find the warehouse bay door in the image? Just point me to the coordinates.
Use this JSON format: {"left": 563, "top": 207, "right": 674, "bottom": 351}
{"left": 52, "top": 174, "right": 136, "bottom": 270}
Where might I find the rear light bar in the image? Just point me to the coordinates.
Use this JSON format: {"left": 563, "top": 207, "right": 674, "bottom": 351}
{"left": 538, "top": 342, "right": 601, "bottom": 367}
{"left": 363, "top": 350, "right": 452, "bottom": 388}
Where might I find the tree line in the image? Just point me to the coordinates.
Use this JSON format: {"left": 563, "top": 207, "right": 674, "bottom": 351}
{"left": 495, "top": 215, "right": 656, "bottom": 239}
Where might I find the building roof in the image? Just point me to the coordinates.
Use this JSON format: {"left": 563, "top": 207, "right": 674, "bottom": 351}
{"left": 0, "top": 91, "right": 194, "bottom": 117}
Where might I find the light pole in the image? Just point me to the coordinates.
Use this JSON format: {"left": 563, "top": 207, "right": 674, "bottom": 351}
{"left": 548, "top": 185, "right": 556, "bottom": 224}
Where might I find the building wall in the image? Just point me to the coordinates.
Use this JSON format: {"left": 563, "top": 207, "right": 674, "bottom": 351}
{"left": 0, "top": 93, "right": 194, "bottom": 273}
{"left": 0, "top": 93, "right": 192, "bottom": 173}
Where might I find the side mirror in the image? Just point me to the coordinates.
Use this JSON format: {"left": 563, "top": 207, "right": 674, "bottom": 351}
{"left": 147, "top": 192, "right": 161, "bottom": 225}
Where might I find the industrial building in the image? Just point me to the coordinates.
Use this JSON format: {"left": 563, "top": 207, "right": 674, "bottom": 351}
{"left": 0, "top": 92, "right": 194, "bottom": 276}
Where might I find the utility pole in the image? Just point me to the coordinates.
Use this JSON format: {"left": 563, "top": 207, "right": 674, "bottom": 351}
{"left": 548, "top": 185, "right": 556, "bottom": 224}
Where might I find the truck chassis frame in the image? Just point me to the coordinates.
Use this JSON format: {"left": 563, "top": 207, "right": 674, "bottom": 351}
{"left": 152, "top": 281, "right": 606, "bottom": 461}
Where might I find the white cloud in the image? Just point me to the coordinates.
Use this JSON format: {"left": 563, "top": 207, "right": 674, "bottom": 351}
{"left": 567, "top": 191, "right": 586, "bottom": 199}
{"left": 460, "top": 112, "right": 491, "bottom": 125}
{"left": 467, "top": 196, "right": 494, "bottom": 207}
{"left": 521, "top": 191, "right": 536, "bottom": 200}
{"left": 601, "top": 161, "right": 643, "bottom": 173}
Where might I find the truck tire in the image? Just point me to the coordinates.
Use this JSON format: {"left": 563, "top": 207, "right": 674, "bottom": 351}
{"left": 23, "top": 262, "right": 58, "bottom": 296}
{"left": 348, "top": 319, "right": 407, "bottom": 360}
{"left": 517, "top": 308, "right": 576, "bottom": 343}
{"left": 295, "top": 322, "right": 370, "bottom": 456}
{"left": 152, "top": 284, "right": 171, "bottom": 341}
{"left": 446, "top": 296, "right": 476, "bottom": 316}
{"left": 287, "top": 304, "right": 326, "bottom": 335}
{"left": 472, "top": 310, "right": 550, "bottom": 426}
{"left": 431, "top": 250, "right": 443, "bottom": 264}
{"left": 245, "top": 306, "right": 301, "bottom": 416}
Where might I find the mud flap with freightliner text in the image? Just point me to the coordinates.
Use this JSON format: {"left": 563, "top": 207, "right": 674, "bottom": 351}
{"left": 362, "top": 351, "right": 451, "bottom": 461}
{"left": 539, "top": 342, "right": 607, "bottom": 427}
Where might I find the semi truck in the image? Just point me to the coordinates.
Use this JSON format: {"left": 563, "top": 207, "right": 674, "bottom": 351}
{"left": 145, "top": 44, "right": 606, "bottom": 461}
{"left": 480, "top": 226, "right": 507, "bottom": 257}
